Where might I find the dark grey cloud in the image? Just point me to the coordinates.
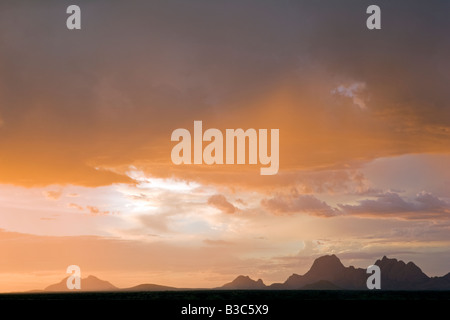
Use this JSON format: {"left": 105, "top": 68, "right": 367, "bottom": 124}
{"left": 261, "top": 193, "right": 339, "bottom": 217}
{"left": 0, "top": 0, "right": 449, "bottom": 186}
{"left": 339, "top": 191, "right": 450, "bottom": 219}
{"left": 262, "top": 189, "right": 450, "bottom": 220}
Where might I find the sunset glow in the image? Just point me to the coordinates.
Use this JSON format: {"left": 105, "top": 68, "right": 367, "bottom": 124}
{"left": 1, "top": 0, "right": 449, "bottom": 293}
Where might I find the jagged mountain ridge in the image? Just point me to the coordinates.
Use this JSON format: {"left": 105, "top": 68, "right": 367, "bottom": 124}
{"left": 270, "top": 254, "right": 367, "bottom": 290}
{"left": 42, "top": 255, "right": 450, "bottom": 292}
{"left": 221, "top": 255, "right": 450, "bottom": 290}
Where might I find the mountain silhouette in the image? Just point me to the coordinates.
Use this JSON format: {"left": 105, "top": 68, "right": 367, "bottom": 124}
{"left": 219, "top": 275, "right": 266, "bottom": 290}
{"left": 375, "top": 256, "right": 429, "bottom": 290}
{"left": 270, "top": 254, "right": 367, "bottom": 290}
{"left": 266, "top": 255, "right": 450, "bottom": 290}
{"left": 41, "top": 255, "right": 450, "bottom": 292}
{"left": 45, "top": 275, "right": 117, "bottom": 292}
{"left": 122, "top": 283, "right": 177, "bottom": 291}
{"left": 426, "top": 272, "right": 450, "bottom": 290}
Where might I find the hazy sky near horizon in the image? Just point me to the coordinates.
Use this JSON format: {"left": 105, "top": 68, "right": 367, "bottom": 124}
{"left": 1, "top": 0, "right": 450, "bottom": 291}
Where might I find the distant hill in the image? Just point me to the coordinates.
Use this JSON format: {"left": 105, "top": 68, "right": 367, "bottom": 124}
{"left": 122, "top": 283, "right": 177, "bottom": 291}
{"left": 45, "top": 275, "right": 117, "bottom": 292}
{"left": 219, "top": 275, "right": 266, "bottom": 290}
{"left": 426, "top": 272, "right": 450, "bottom": 290}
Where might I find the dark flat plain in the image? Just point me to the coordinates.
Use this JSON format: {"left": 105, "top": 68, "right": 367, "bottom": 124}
{"left": 0, "top": 291, "right": 448, "bottom": 319}
{"left": 1, "top": 290, "right": 449, "bottom": 300}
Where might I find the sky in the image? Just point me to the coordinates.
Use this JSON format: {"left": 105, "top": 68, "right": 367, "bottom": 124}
{"left": 0, "top": 0, "right": 450, "bottom": 292}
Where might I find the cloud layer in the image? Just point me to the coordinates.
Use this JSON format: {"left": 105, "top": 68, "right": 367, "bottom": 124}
{"left": 0, "top": 0, "right": 449, "bottom": 187}
{"left": 340, "top": 191, "right": 450, "bottom": 219}
{"left": 262, "top": 194, "right": 339, "bottom": 217}
{"left": 208, "top": 194, "right": 237, "bottom": 214}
